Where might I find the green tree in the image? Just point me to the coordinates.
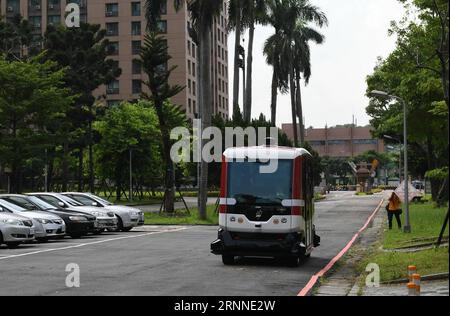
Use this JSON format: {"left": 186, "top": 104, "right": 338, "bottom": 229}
{"left": 94, "top": 101, "right": 161, "bottom": 200}
{"left": 366, "top": 2, "right": 448, "bottom": 198}
{"left": 139, "top": 32, "right": 185, "bottom": 212}
{"left": 0, "top": 15, "right": 35, "bottom": 61}
{"left": 43, "top": 23, "right": 122, "bottom": 192}
{"left": 0, "top": 56, "right": 74, "bottom": 193}
{"left": 145, "top": 0, "right": 224, "bottom": 219}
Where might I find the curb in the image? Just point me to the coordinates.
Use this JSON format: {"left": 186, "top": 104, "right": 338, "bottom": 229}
{"left": 298, "top": 199, "right": 385, "bottom": 296}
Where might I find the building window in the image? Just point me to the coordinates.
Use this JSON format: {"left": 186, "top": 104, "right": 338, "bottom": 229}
{"left": 156, "top": 20, "right": 167, "bottom": 33}
{"left": 132, "top": 40, "right": 141, "bottom": 55}
{"left": 192, "top": 81, "right": 196, "bottom": 96}
{"left": 131, "top": 2, "right": 141, "bottom": 16}
{"left": 188, "top": 79, "right": 192, "bottom": 94}
{"left": 132, "top": 60, "right": 141, "bottom": 74}
{"left": 107, "top": 80, "right": 120, "bottom": 94}
{"left": 132, "top": 80, "right": 142, "bottom": 94}
{"left": 105, "top": 3, "right": 119, "bottom": 17}
{"left": 107, "top": 42, "right": 119, "bottom": 55}
{"left": 188, "top": 99, "right": 192, "bottom": 113}
{"left": 353, "top": 139, "right": 378, "bottom": 145}
{"left": 107, "top": 100, "right": 121, "bottom": 107}
{"left": 6, "top": 0, "right": 21, "bottom": 14}
{"left": 192, "top": 62, "right": 196, "bottom": 77}
{"left": 29, "top": 16, "right": 42, "bottom": 30}
{"left": 48, "top": 0, "right": 60, "bottom": 11}
{"left": 106, "top": 22, "right": 119, "bottom": 36}
{"left": 160, "top": 1, "right": 167, "bottom": 14}
{"left": 47, "top": 15, "right": 60, "bottom": 26}
{"left": 192, "top": 43, "right": 196, "bottom": 58}
{"left": 131, "top": 21, "right": 141, "bottom": 35}
{"left": 28, "top": 0, "right": 42, "bottom": 12}
{"left": 328, "top": 140, "right": 347, "bottom": 145}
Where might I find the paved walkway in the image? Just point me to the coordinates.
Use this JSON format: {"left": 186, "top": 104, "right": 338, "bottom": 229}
{"left": 362, "top": 280, "right": 449, "bottom": 296}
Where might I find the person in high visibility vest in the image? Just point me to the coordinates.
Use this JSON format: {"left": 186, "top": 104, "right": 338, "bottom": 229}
{"left": 386, "top": 192, "right": 403, "bottom": 230}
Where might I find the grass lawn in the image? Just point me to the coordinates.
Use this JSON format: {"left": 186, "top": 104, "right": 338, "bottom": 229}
{"left": 359, "top": 247, "right": 449, "bottom": 282}
{"left": 357, "top": 202, "right": 449, "bottom": 282}
{"left": 383, "top": 202, "right": 449, "bottom": 249}
{"left": 144, "top": 204, "right": 219, "bottom": 225}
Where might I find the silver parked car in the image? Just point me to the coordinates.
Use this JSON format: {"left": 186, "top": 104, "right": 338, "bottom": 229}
{"left": 63, "top": 193, "right": 145, "bottom": 232}
{"left": 28, "top": 193, "right": 118, "bottom": 232}
{"left": 0, "top": 198, "right": 65, "bottom": 241}
{"left": 0, "top": 207, "right": 35, "bottom": 248}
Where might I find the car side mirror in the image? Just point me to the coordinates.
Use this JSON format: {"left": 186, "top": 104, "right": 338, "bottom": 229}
{"left": 0, "top": 206, "right": 3, "bottom": 212}
{"left": 58, "top": 202, "right": 66, "bottom": 208}
{"left": 92, "top": 202, "right": 99, "bottom": 207}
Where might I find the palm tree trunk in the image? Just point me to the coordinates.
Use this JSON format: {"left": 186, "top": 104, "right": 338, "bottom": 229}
{"left": 232, "top": 2, "right": 242, "bottom": 118}
{"left": 270, "top": 71, "right": 278, "bottom": 127}
{"left": 289, "top": 67, "right": 299, "bottom": 147}
{"left": 244, "top": 10, "right": 255, "bottom": 123}
{"left": 295, "top": 76, "right": 305, "bottom": 144}
{"left": 198, "top": 22, "right": 213, "bottom": 220}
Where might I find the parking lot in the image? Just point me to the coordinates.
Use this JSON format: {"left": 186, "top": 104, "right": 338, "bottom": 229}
{"left": 0, "top": 192, "right": 383, "bottom": 296}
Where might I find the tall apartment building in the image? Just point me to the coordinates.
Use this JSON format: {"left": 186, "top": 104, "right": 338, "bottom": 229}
{"left": 0, "top": 0, "right": 230, "bottom": 120}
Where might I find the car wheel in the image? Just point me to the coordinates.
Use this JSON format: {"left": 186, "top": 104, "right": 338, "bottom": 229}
{"left": 116, "top": 217, "right": 124, "bottom": 232}
{"left": 222, "top": 255, "right": 235, "bottom": 265}
{"left": 0, "top": 231, "right": 3, "bottom": 246}
{"left": 6, "top": 242, "right": 21, "bottom": 249}
{"left": 36, "top": 237, "right": 49, "bottom": 243}
{"left": 121, "top": 227, "right": 133, "bottom": 232}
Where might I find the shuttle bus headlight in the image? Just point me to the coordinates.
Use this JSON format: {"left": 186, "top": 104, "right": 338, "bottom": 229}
{"left": 238, "top": 218, "right": 244, "bottom": 224}
{"left": 230, "top": 217, "right": 236, "bottom": 222}
{"left": 273, "top": 219, "right": 280, "bottom": 225}
{"left": 281, "top": 218, "right": 288, "bottom": 224}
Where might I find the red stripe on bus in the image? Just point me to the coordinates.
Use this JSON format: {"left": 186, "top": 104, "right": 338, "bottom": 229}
{"left": 219, "top": 156, "right": 228, "bottom": 214}
{"left": 292, "top": 157, "right": 302, "bottom": 216}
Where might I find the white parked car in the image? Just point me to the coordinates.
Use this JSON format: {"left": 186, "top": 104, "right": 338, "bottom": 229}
{"left": 63, "top": 193, "right": 145, "bottom": 232}
{"left": 29, "top": 193, "right": 118, "bottom": 232}
{"left": 0, "top": 198, "right": 66, "bottom": 241}
{"left": 0, "top": 206, "right": 35, "bottom": 248}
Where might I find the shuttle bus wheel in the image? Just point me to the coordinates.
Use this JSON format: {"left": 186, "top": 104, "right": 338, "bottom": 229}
{"left": 222, "top": 255, "right": 235, "bottom": 265}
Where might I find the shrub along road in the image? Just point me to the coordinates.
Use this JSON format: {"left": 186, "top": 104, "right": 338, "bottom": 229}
{"left": 0, "top": 192, "right": 383, "bottom": 296}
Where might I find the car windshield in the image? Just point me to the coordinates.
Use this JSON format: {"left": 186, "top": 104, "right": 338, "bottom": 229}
{"left": 227, "top": 160, "right": 293, "bottom": 206}
{"left": 90, "top": 194, "right": 113, "bottom": 206}
{"left": 0, "top": 199, "right": 28, "bottom": 212}
{"left": 27, "top": 196, "right": 57, "bottom": 210}
{"left": 0, "top": 196, "right": 40, "bottom": 211}
{"left": 68, "top": 194, "right": 104, "bottom": 207}
{"left": 57, "top": 195, "right": 85, "bottom": 206}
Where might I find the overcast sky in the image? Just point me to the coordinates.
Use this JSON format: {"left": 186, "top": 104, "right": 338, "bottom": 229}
{"left": 227, "top": 0, "right": 406, "bottom": 128}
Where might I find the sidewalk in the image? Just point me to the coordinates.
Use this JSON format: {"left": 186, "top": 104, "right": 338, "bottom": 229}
{"left": 361, "top": 280, "right": 449, "bottom": 296}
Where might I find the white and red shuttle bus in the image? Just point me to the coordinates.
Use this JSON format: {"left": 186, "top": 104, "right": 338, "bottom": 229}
{"left": 211, "top": 145, "right": 320, "bottom": 266}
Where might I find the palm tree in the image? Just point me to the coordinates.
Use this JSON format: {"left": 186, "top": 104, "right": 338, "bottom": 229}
{"left": 292, "top": 24, "right": 324, "bottom": 144}
{"left": 228, "top": 0, "right": 243, "bottom": 118}
{"left": 263, "top": 0, "right": 327, "bottom": 145}
{"left": 144, "top": 0, "right": 224, "bottom": 219}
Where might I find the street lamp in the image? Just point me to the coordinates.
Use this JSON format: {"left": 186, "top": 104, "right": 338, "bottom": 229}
{"left": 370, "top": 90, "right": 411, "bottom": 233}
{"left": 384, "top": 135, "right": 402, "bottom": 181}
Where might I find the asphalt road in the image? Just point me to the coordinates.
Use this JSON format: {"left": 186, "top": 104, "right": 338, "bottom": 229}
{"left": 0, "top": 191, "right": 384, "bottom": 296}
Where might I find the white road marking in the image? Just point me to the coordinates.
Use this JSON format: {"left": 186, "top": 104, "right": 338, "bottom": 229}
{"left": 0, "top": 227, "right": 188, "bottom": 261}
